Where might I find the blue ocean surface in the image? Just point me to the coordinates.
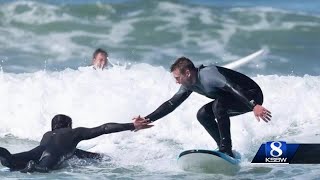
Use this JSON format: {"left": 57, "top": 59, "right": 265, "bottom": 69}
{"left": 0, "top": 0, "right": 320, "bottom": 179}
{"left": 0, "top": 0, "right": 319, "bottom": 75}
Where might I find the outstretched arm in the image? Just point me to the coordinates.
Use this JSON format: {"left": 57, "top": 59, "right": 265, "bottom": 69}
{"left": 74, "top": 123, "right": 135, "bottom": 141}
{"left": 74, "top": 119, "right": 152, "bottom": 142}
{"left": 143, "top": 86, "right": 192, "bottom": 122}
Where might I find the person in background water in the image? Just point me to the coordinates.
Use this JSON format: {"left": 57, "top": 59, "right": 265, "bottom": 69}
{"left": 92, "top": 48, "right": 108, "bottom": 70}
{"left": 133, "top": 57, "right": 271, "bottom": 158}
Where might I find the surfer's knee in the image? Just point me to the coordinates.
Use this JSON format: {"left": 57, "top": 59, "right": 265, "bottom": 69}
{"left": 212, "top": 100, "right": 228, "bottom": 120}
{"left": 197, "top": 107, "right": 211, "bottom": 125}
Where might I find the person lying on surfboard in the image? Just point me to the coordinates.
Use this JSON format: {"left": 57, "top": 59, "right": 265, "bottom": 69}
{"left": 0, "top": 114, "right": 152, "bottom": 173}
{"left": 0, "top": 114, "right": 105, "bottom": 172}
{"left": 133, "top": 57, "right": 271, "bottom": 158}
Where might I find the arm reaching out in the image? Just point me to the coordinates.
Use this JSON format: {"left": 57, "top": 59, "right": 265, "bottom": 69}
{"left": 74, "top": 119, "right": 152, "bottom": 142}
{"left": 135, "top": 86, "right": 192, "bottom": 123}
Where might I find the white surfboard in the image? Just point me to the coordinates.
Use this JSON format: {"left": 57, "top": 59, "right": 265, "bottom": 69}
{"left": 223, "top": 49, "right": 265, "bottom": 69}
{"left": 178, "top": 149, "right": 240, "bottom": 175}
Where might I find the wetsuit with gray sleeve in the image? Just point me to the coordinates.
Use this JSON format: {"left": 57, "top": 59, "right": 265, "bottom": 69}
{"left": 145, "top": 65, "right": 263, "bottom": 122}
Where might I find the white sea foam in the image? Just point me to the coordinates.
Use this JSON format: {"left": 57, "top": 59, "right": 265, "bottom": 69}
{"left": 0, "top": 65, "right": 319, "bottom": 172}
{"left": 0, "top": 1, "right": 319, "bottom": 178}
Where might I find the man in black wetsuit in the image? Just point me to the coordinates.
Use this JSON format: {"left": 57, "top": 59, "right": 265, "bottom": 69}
{"left": 0, "top": 114, "right": 102, "bottom": 171}
{"left": 0, "top": 114, "right": 152, "bottom": 173}
{"left": 133, "top": 57, "right": 271, "bottom": 157}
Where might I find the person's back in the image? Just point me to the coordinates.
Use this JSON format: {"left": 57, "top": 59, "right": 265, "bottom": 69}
{"left": 0, "top": 115, "right": 101, "bottom": 171}
{"left": 34, "top": 128, "right": 80, "bottom": 171}
{"left": 40, "top": 125, "right": 110, "bottom": 159}
{"left": 40, "top": 128, "right": 78, "bottom": 163}
{"left": 19, "top": 115, "right": 152, "bottom": 173}
{"left": 215, "top": 66, "right": 261, "bottom": 92}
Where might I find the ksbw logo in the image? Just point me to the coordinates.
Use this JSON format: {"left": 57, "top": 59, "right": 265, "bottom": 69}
{"left": 265, "top": 141, "right": 287, "bottom": 163}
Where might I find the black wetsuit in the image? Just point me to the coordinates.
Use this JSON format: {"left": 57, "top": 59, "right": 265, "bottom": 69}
{"left": 145, "top": 65, "right": 263, "bottom": 156}
{"left": 0, "top": 123, "right": 135, "bottom": 172}
{"left": 0, "top": 146, "right": 101, "bottom": 171}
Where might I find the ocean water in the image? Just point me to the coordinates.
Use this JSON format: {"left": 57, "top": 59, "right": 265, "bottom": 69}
{"left": 0, "top": 0, "right": 320, "bottom": 179}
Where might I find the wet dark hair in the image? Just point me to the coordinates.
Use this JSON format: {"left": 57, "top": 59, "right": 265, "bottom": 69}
{"left": 170, "top": 56, "right": 196, "bottom": 74}
{"left": 92, "top": 48, "right": 108, "bottom": 59}
{"left": 51, "top": 114, "right": 72, "bottom": 130}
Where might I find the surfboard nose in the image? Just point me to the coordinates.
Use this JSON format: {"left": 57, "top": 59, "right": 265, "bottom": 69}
{"left": 178, "top": 149, "right": 241, "bottom": 175}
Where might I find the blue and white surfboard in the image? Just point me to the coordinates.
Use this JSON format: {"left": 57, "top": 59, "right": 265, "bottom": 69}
{"left": 178, "top": 149, "right": 241, "bottom": 175}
